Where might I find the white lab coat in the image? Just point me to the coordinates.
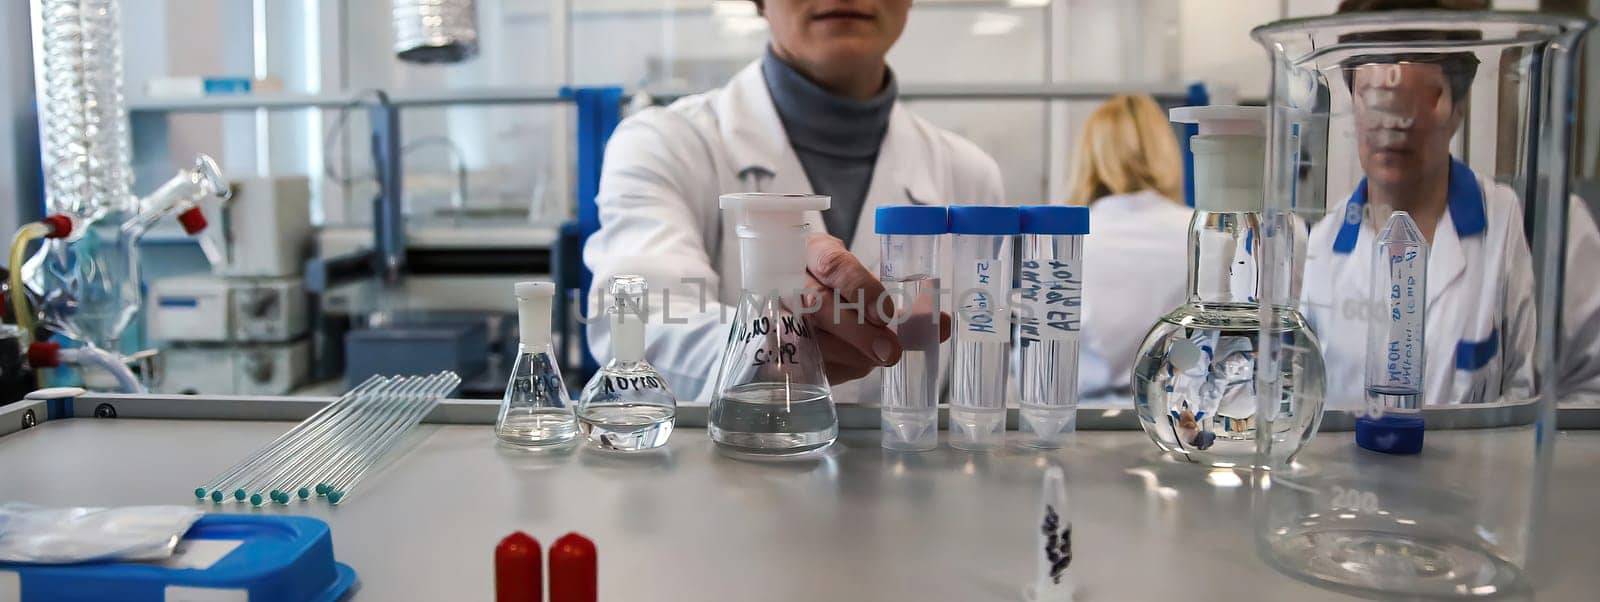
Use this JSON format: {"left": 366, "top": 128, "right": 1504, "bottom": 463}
{"left": 1303, "top": 161, "right": 1600, "bottom": 409}
{"left": 1077, "top": 191, "right": 1192, "bottom": 396}
{"left": 583, "top": 61, "right": 1005, "bottom": 403}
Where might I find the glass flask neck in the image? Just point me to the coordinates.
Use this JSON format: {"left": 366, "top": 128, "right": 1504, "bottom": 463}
{"left": 516, "top": 341, "right": 554, "bottom": 358}
{"left": 1187, "top": 210, "right": 1261, "bottom": 306}
{"left": 603, "top": 357, "right": 651, "bottom": 372}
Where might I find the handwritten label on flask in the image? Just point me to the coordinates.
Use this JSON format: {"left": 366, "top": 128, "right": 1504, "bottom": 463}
{"left": 1017, "top": 258, "right": 1082, "bottom": 345}
{"left": 601, "top": 375, "right": 665, "bottom": 394}
{"left": 961, "top": 259, "right": 1008, "bottom": 342}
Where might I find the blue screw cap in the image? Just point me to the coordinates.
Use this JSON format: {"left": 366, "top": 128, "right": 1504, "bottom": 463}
{"left": 1355, "top": 414, "right": 1425, "bottom": 455}
{"left": 948, "top": 205, "right": 1022, "bottom": 235}
{"left": 875, "top": 206, "right": 948, "bottom": 235}
{"left": 1020, "top": 205, "right": 1090, "bottom": 235}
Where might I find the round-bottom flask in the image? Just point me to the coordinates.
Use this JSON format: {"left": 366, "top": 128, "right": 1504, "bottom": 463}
{"left": 577, "top": 275, "right": 677, "bottom": 452}
{"left": 1132, "top": 303, "right": 1325, "bottom": 466}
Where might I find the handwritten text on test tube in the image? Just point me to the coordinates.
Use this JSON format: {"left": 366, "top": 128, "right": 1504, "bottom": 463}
{"left": 962, "top": 260, "right": 1008, "bottom": 342}
{"left": 1386, "top": 250, "right": 1422, "bottom": 385}
{"left": 1018, "top": 259, "right": 1082, "bottom": 345}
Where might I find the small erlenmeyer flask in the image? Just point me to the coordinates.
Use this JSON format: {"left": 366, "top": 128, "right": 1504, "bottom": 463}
{"left": 577, "top": 275, "right": 676, "bottom": 451}
{"left": 496, "top": 281, "right": 577, "bottom": 447}
{"left": 708, "top": 193, "right": 837, "bottom": 455}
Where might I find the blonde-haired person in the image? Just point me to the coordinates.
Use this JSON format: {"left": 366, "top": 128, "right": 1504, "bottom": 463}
{"left": 1067, "top": 94, "right": 1192, "bottom": 398}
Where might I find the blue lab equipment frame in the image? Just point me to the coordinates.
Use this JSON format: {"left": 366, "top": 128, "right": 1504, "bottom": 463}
{"left": 554, "top": 86, "right": 623, "bottom": 382}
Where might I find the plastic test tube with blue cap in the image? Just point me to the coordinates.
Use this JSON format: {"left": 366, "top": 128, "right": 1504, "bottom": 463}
{"left": 948, "top": 205, "right": 1021, "bottom": 451}
{"left": 1017, "top": 206, "right": 1090, "bottom": 449}
{"left": 876, "top": 205, "right": 948, "bottom": 452}
{"left": 1357, "top": 210, "right": 1427, "bottom": 454}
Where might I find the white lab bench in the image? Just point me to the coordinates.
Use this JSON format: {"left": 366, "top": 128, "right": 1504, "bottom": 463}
{"left": 1, "top": 398, "right": 1597, "bottom": 601}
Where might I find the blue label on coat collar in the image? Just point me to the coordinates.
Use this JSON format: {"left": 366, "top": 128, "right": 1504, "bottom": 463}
{"left": 1333, "top": 159, "right": 1487, "bottom": 255}
{"left": 1455, "top": 328, "right": 1499, "bottom": 371}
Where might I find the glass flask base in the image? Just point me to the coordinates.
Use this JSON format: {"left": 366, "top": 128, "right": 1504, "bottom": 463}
{"left": 578, "top": 404, "right": 674, "bottom": 451}
{"left": 949, "top": 407, "right": 1005, "bottom": 451}
{"left": 880, "top": 407, "right": 938, "bottom": 452}
{"left": 496, "top": 410, "right": 578, "bottom": 448}
{"left": 1019, "top": 405, "right": 1076, "bottom": 449}
{"left": 1264, "top": 528, "right": 1523, "bottom": 598}
{"left": 710, "top": 383, "right": 837, "bottom": 456}
{"left": 1132, "top": 309, "right": 1325, "bottom": 468}
{"left": 708, "top": 431, "right": 835, "bottom": 457}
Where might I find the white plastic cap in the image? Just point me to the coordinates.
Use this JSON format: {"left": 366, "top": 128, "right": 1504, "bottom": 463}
{"left": 1171, "top": 105, "right": 1267, "bottom": 212}
{"left": 515, "top": 281, "right": 555, "bottom": 300}
{"left": 1170, "top": 105, "right": 1268, "bottom": 136}
{"left": 607, "top": 275, "right": 649, "bottom": 363}
{"left": 719, "top": 193, "right": 829, "bottom": 213}
{"left": 720, "top": 193, "right": 831, "bottom": 294}
{"left": 514, "top": 281, "right": 555, "bottom": 349}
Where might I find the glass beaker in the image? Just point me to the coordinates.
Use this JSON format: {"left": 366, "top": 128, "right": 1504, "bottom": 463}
{"left": 1253, "top": 10, "right": 1593, "bottom": 598}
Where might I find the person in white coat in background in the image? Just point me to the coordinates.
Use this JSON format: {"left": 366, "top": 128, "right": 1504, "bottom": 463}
{"left": 1301, "top": 6, "right": 1600, "bottom": 409}
{"left": 1063, "top": 95, "right": 1193, "bottom": 399}
{"left": 584, "top": 0, "right": 1005, "bottom": 403}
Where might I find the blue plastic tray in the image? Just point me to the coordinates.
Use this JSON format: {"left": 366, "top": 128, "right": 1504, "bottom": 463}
{"left": 0, "top": 514, "right": 357, "bottom": 602}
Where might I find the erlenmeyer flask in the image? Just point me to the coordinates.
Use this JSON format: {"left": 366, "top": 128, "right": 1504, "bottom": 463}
{"left": 707, "top": 193, "right": 837, "bottom": 455}
{"left": 497, "top": 281, "right": 577, "bottom": 448}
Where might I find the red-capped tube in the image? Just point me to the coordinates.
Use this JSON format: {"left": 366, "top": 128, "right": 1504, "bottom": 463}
{"left": 27, "top": 341, "right": 61, "bottom": 368}
{"left": 495, "top": 531, "right": 542, "bottom": 602}
{"left": 41, "top": 214, "right": 73, "bottom": 239}
{"left": 548, "top": 532, "right": 596, "bottom": 602}
{"left": 177, "top": 206, "right": 208, "bottom": 235}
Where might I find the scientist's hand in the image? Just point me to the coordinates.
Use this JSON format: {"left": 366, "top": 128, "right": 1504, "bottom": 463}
{"left": 801, "top": 234, "right": 951, "bottom": 384}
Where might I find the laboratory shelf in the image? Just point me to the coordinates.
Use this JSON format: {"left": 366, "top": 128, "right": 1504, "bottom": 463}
{"left": 0, "top": 397, "right": 1597, "bottom": 601}
{"left": 898, "top": 82, "right": 1194, "bottom": 101}
{"left": 317, "top": 223, "right": 561, "bottom": 252}
{"left": 127, "top": 82, "right": 1201, "bottom": 114}
{"left": 127, "top": 93, "right": 360, "bottom": 112}
{"left": 127, "top": 87, "right": 572, "bottom": 113}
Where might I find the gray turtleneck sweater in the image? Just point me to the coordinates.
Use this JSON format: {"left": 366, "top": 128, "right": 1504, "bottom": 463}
{"left": 762, "top": 48, "right": 896, "bottom": 244}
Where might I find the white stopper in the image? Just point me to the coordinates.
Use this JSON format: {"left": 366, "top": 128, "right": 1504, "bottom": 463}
{"left": 1171, "top": 106, "right": 1268, "bottom": 212}
{"left": 611, "top": 313, "right": 645, "bottom": 363}
{"left": 720, "top": 193, "right": 830, "bottom": 295}
{"left": 607, "top": 275, "right": 649, "bottom": 363}
{"left": 515, "top": 281, "right": 555, "bottom": 350}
